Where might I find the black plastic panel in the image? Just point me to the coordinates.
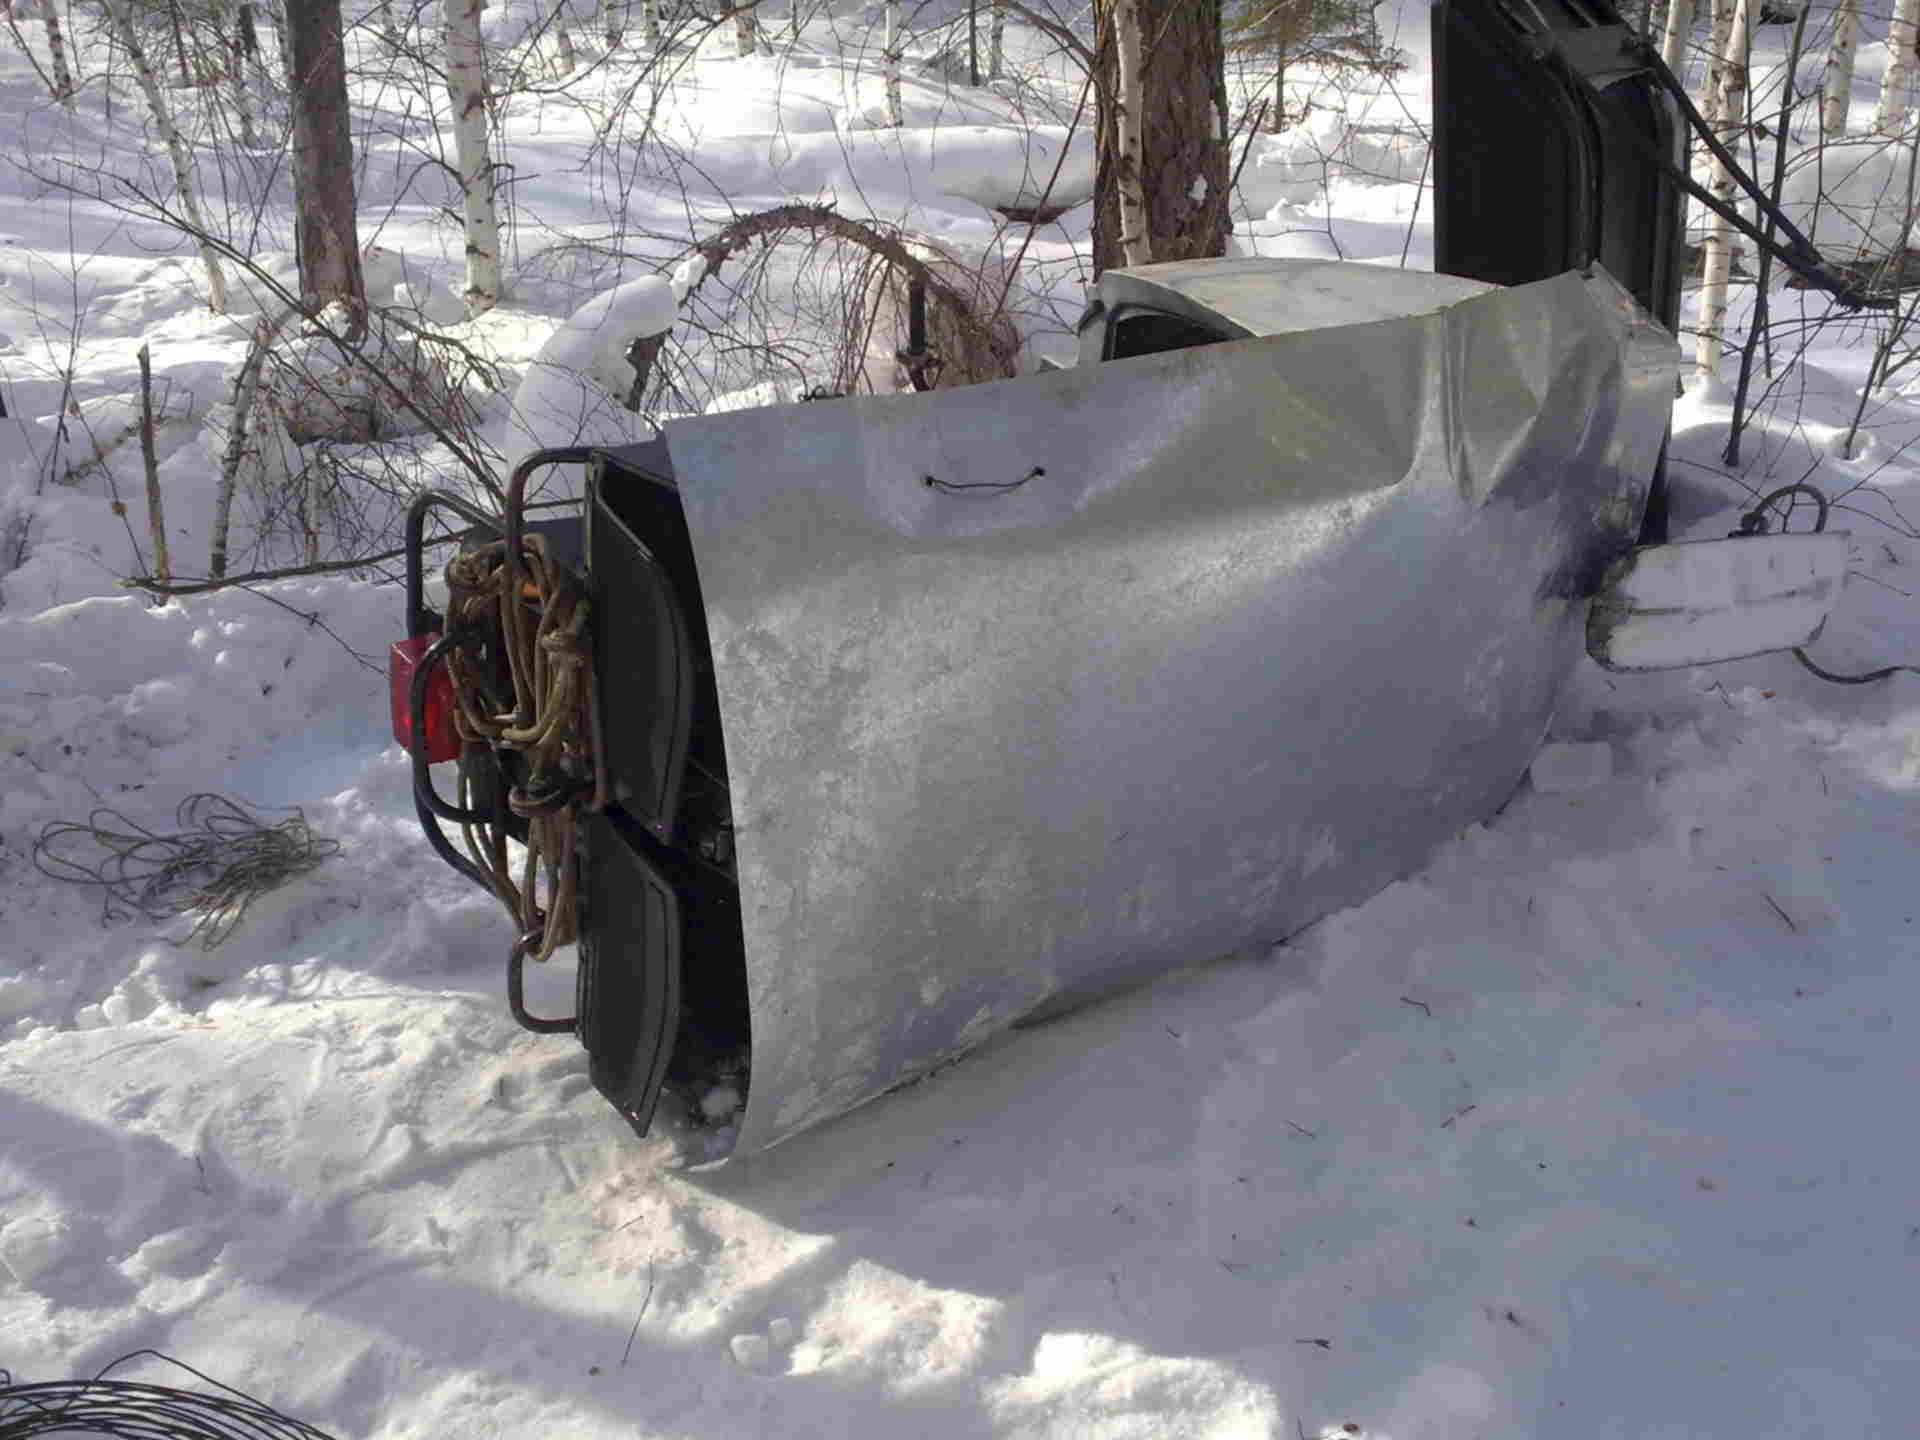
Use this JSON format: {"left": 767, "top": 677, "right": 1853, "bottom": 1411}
{"left": 1433, "top": 0, "right": 1684, "bottom": 542}
{"left": 577, "top": 808, "right": 682, "bottom": 1136}
{"left": 1434, "top": 0, "right": 1681, "bottom": 328}
{"left": 588, "top": 475, "right": 694, "bottom": 840}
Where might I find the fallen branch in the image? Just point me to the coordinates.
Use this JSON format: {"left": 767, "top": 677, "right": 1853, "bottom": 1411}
{"left": 122, "top": 498, "right": 575, "bottom": 598}
{"left": 126, "top": 542, "right": 432, "bottom": 597}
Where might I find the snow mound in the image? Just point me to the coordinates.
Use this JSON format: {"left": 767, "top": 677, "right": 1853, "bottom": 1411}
{"left": 258, "top": 305, "right": 481, "bottom": 445}
{"left": 1248, "top": 112, "right": 1430, "bottom": 214}
{"left": 1777, "top": 137, "right": 1919, "bottom": 259}
{"left": 1529, "top": 740, "right": 1615, "bottom": 793}
{"left": 499, "top": 277, "right": 677, "bottom": 489}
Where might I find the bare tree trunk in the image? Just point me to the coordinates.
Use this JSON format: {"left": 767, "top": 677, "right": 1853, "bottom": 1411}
{"left": 1877, "top": 0, "right": 1920, "bottom": 135}
{"left": 1269, "top": 49, "right": 1285, "bottom": 133}
{"left": 302, "top": 462, "right": 319, "bottom": 564}
{"left": 167, "top": 0, "right": 194, "bottom": 87}
{"left": 1659, "top": 0, "right": 1693, "bottom": 73}
{"left": 377, "top": 0, "right": 401, "bottom": 49}
{"left": 1091, "top": 0, "right": 1230, "bottom": 276}
{"left": 239, "top": 2, "right": 272, "bottom": 99}
{"left": 286, "top": 0, "right": 366, "bottom": 332}
{"left": 1823, "top": 0, "right": 1858, "bottom": 137}
{"left": 552, "top": 3, "right": 576, "bottom": 73}
{"left": 1696, "top": 0, "right": 1754, "bottom": 383}
{"left": 42, "top": 1, "right": 76, "bottom": 105}
{"left": 102, "top": 0, "right": 230, "bottom": 312}
{"left": 603, "top": 0, "right": 623, "bottom": 48}
{"left": 988, "top": 0, "right": 1004, "bottom": 79}
{"left": 136, "top": 343, "right": 170, "bottom": 588}
{"left": 445, "top": 0, "right": 501, "bottom": 315}
{"left": 1697, "top": 0, "right": 1735, "bottom": 134}
{"left": 883, "top": 0, "right": 903, "bottom": 127}
{"left": 642, "top": 0, "right": 660, "bottom": 48}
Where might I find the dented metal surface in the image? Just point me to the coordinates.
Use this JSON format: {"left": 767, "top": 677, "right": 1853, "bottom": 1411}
{"left": 663, "top": 261, "right": 1677, "bottom": 1156}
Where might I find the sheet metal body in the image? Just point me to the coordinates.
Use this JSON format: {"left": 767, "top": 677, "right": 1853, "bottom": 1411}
{"left": 663, "top": 261, "right": 1677, "bottom": 1156}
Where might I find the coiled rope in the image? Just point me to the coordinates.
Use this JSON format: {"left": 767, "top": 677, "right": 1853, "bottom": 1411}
{"left": 438, "top": 502, "right": 603, "bottom": 967}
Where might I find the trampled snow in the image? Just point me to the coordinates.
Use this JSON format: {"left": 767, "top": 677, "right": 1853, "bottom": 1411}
{"left": 3, "top": 4, "right": 1919, "bottom": 1437}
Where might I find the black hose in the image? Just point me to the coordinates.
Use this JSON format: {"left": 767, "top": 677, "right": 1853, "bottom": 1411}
{"left": 0, "top": 1350, "right": 340, "bottom": 1440}
{"left": 405, "top": 631, "right": 499, "bottom": 894}
{"left": 1731, "top": 483, "right": 1831, "bottom": 537}
{"left": 1791, "top": 647, "right": 1919, "bottom": 685}
{"left": 508, "top": 931, "right": 577, "bottom": 1034}
{"left": 1728, "top": 483, "right": 1920, "bottom": 684}
{"left": 410, "top": 629, "right": 496, "bottom": 826}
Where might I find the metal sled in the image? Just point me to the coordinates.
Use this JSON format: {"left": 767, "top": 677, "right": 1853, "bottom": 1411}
{"left": 563, "top": 257, "right": 1676, "bottom": 1157}
{"left": 396, "top": 0, "right": 1880, "bottom": 1159}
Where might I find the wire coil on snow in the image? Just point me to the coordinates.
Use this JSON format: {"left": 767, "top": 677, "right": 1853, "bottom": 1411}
{"left": 31, "top": 793, "right": 340, "bottom": 949}
{"left": 0, "top": 1350, "right": 341, "bottom": 1440}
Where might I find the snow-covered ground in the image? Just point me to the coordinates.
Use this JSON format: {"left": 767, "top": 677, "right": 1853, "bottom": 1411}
{"left": 3, "top": 3, "right": 1919, "bottom": 1436}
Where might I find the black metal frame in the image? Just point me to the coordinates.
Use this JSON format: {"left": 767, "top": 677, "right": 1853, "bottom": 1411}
{"left": 1434, "top": 0, "right": 1687, "bottom": 544}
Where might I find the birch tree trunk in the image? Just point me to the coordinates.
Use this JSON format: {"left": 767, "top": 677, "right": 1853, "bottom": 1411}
{"left": 102, "top": 0, "right": 230, "bottom": 312}
{"left": 603, "top": 0, "right": 623, "bottom": 48}
{"left": 137, "top": 344, "right": 170, "bottom": 587}
{"left": 1697, "top": 0, "right": 1735, "bottom": 134}
{"left": 43, "top": 1, "right": 76, "bottom": 105}
{"left": 730, "top": 1, "right": 757, "bottom": 57}
{"left": 166, "top": 0, "right": 193, "bottom": 88}
{"left": 286, "top": 0, "right": 366, "bottom": 330}
{"left": 1823, "top": 0, "right": 1858, "bottom": 137}
{"left": 239, "top": 2, "right": 272, "bottom": 98}
{"left": 988, "top": 0, "right": 1005, "bottom": 79}
{"left": 1876, "top": 0, "right": 1920, "bottom": 136}
{"left": 444, "top": 0, "right": 501, "bottom": 315}
{"left": 552, "top": 5, "right": 576, "bottom": 74}
{"left": 1696, "top": 0, "right": 1755, "bottom": 383}
{"left": 1091, "top": 0, "right": 1228, "bottom": 275}
{"left": 377, "top": 0, "right": 401, "bottom": 50}
{"left": 642, "top": 0, "right": 660, "bottom": 49}
{"left": 1659, "top": 0, "right": 1693, "bottom": 74}
{"left": 883, "top": 0, "right": 903, "bottom": 128}
{"left": 1111, "top": 0, "right": 1152, "bottom": 266}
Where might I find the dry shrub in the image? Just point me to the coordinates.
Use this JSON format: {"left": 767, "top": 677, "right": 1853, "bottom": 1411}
{"left": 665, "top": 204, "right": 1025, "bottom": 410}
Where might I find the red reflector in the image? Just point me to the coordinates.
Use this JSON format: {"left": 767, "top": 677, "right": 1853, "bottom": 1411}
{"left": 389, "top": 633, "right": 462, "bottom": 764}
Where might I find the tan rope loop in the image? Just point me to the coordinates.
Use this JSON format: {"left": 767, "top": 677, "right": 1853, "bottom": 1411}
{"left": 438, "top": 528, "right": 598, "bottom": 963}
